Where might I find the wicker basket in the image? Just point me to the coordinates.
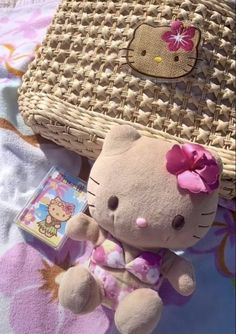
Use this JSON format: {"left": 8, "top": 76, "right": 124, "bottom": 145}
{"left": 18, "top": 0, "right": 235, "bottom": 199}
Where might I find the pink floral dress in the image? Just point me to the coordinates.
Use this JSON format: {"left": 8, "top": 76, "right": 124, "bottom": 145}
{"left": 89, "top": 235, "right": 165, "bottom": 309}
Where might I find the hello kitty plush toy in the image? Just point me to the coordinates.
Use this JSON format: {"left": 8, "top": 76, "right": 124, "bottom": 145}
{"left": 57, "top": 125, "right": 222, "bottom": 334}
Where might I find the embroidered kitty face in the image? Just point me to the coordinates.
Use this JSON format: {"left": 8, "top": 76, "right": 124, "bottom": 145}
{"left": 48, "top": 197, "right": 74, "bottom": 222}
{"left": 126, "top": 21, "right": 201, "bottom": 79}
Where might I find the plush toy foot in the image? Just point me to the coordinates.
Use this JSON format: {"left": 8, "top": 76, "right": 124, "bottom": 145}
{"left": 58, "top": 265, "right": 103, "bottom": 314}
{"left": 115, "top": 288, "right": 163, "bottom": 334}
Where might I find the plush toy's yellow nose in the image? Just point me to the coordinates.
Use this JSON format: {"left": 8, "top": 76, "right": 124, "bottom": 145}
{"left": 154, "top": 56, "right": 162, "bottom": 64}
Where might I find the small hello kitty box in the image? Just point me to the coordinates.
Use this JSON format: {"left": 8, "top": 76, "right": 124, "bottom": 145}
{"left": 15, "top": 167, "right": 87, "bottom": 249}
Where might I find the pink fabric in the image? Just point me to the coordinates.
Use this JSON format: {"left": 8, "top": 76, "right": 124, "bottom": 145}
{"left": 91, "top": 235, "right": 163, "bottom": 285}
{"left": 90, "top": 235, "right": 163, "bottom": 309}
{"left": 166, "top": 143, "right": 220, "bottom": 193}
{"left": 161, "top": 20, "right": 196, "bottom": 52}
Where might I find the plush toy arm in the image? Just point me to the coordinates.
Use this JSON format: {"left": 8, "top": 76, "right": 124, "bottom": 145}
{"left": 66, "top": 213, "right": 106, "bottom": 246}
{"left": 161, "top": 250, "right": 196, "bottom": 296}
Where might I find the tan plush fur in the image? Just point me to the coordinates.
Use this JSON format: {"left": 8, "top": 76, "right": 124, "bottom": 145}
{"left": 115, "top": 289, "right": 163, "bottom": 334}
{"left": 58, "top": 125, "right": 221, "bottom": 334}
{"left": 59, "top": 265, "right": 104, "bottom": 314}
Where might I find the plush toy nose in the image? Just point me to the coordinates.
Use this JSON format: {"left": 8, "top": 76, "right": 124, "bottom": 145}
{"left": 136, "top": 218, "right": 148, "bottom": 228}
{"left": 154, "top": 56, "right": 162, "bottom": 64}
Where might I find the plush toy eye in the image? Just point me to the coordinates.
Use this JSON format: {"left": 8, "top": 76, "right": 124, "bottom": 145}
{"left": 172, "top": 215, "right": 185, "bottom": 230}
{"left": 108, "top": 196, "right": 119, "bottom": 210}
{"left": 174, "top": 56, "right": 179, "bottom": 62}
{"left": 141, "top": 50, "right": 146, "bottom": 56}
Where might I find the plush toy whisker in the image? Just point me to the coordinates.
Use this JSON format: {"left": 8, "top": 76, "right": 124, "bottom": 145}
{"left": 121, "top": 47, "right": 134, "bottom": 52}
{"left": 188, "top": 56, "right": 203, "bottom": 61}
{"left": 178, "top": 65, "right": 189, "bottom": 73}
{"left": 89, "top": 177, "right": 100, "bottom": 185}
{"left": 122, "top": 57, "right": 134, "bottom": 62}
{"left": 201, "top": 211, "right": 215, "bottom": 216}
{"left": 193, "top": 235, "right": 201, "bottom": 239}
{"left": 88, "top": 191, "right": 96, "bottom": 196}
{"left": 122, "top": 62, "right": 135, "bottom": 65}
{"left": 198, "top": 224, "right": 210, "bottom": 228}
{"left": 88, "top": 204, "right": 95, "bottom": 208}
{"left": 122, "top": 56, "right": 134, "bottom": 61}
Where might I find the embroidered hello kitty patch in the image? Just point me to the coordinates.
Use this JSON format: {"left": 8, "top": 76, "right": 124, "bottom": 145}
{"left": 126, "top": 20, "right": 201, "bottom": 79}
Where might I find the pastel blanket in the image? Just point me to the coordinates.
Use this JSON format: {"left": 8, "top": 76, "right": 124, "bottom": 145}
{"left": 0, "top": 1, "right": 235, "bottom": 334}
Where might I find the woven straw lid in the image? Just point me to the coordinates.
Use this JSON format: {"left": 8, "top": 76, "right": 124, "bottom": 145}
{"left": 19, "top": 0, "right": 235, "bottom": 199}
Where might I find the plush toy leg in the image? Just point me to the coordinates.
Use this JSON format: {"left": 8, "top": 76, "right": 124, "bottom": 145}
{"left": 58, "top": 265, "right": 103, "bottom": 314}
{"left": 115, "top": 288, "right": 163, "bottom": 334}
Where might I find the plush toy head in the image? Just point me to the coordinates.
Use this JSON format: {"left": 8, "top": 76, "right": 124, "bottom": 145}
{"left": 87, "top": 125, "right": 222, "bottom": 250}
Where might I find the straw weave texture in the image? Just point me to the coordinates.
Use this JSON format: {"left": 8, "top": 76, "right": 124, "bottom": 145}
{"left": 18, "top": 0, "right": 236, "bottom": 198}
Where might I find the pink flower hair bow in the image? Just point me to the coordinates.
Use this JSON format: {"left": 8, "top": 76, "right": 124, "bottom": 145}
{"left": 161, "top": 20, "right": 196, "bottom": 52}
{"left": 166, "top": 143, "right": 220, "bottom": 194}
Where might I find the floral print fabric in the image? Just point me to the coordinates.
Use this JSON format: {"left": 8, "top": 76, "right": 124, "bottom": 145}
{"left": 90, "top": 235, "right": 163, "bottom": 309}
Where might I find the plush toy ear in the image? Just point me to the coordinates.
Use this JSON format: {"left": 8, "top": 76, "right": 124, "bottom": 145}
{"left": 102, "top": 125, "right": 141, "bottom": 156}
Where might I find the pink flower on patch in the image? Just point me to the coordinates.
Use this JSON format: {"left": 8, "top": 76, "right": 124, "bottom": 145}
{"left": 166, "top": 143, "right": 220, "bottom": 194}
{"left": 161, "top": 20, "right": 196, "bottom": 52}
